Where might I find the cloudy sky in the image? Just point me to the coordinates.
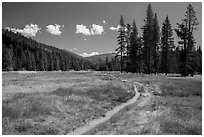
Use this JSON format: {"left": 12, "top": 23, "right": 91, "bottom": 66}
{"left": 2, "top": 2, "right": 202, "bottom": 57}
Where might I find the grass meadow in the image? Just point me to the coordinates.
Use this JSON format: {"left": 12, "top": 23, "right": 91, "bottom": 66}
{"left": 84, "top": 73, "right": 202, "bottom": 135}
{"left": 2, "top": 71, "right": 135, "bottom": 134}
{"left": 2, "top": 71, "right": 202, "bottom": 135}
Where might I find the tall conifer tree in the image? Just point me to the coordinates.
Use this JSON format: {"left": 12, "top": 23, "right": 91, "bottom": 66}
{"left": 161, "top": 15, "right": 174, "bottom": 75}
{"left": 152, "top": 13, "right": 160, "bottom": 74}
{"left": 142, "top": 3, "right": 154, "bottom": 74}
{"left": 129, "top": 19, "right": 138, "bottom": 73}
{"left": 175, "top": 4, "right": 199, "bottom": 76}
{"left": 115, "top": 15, "right": 126, "bottom": 73}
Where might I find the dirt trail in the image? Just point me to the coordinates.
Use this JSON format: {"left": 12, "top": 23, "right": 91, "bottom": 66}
{"left": 67, "top": 84, "right": 141, "bottom": 135}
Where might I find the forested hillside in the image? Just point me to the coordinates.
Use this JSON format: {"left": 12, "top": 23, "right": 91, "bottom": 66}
{"left": 86, "top": 52, "right": 121, "bottom": 71}
{"left": 86, "top": 52, "right": 116, "bottom": 63}
{"left": 2, "top": 29, "right": 94, "bottom": 71}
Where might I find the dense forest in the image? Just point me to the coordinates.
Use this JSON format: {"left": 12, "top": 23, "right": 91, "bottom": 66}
{"left": 2, "top": 29, "right": 94, "bottom": 71}
{"left": 95, "top": 3, "right": 201, "bottom": 76}
{"left": 2, "top": 3, "right": 202, "bottom": 76}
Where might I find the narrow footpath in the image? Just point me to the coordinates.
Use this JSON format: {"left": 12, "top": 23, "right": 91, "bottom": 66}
{"left": 67, "top": 84, "right": 141, "bottom": 135}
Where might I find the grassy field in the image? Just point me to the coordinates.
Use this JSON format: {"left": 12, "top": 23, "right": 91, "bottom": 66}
{"left": 85, "top": 74, "right": 202, "bottom": 135}
{"left": 2, "top": 71, "right": 202, "bottom": 135}
{"left": 2, "top": 71, "right": 135, "bottom": 135}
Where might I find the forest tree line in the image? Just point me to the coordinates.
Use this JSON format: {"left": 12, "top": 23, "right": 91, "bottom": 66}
{"left": 2, "top": 3, "right": 202, "bottom": 76}
{"left": 2, "top": 29, "right": 94, "bottom": 71}
{"left": 108, "top": 3, "right": 201, "bottom": 76}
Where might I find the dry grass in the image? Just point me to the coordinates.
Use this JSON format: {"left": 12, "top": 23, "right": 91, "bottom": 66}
{"left": 159, "top": 77, "right": 202, "bottom": 97}
{"left": 84, "top": 74, "right": 202, "bottom": 135}
{"left": 2, "top": 72, "right": 202, "bottom": 135}
{"left": 141, "top": 76, "right": 202, "bottom": 135}
{"left": 2, "top": 71, "right": 134, "bottom": 135}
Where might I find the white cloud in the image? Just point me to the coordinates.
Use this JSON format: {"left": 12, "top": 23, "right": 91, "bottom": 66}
{"left": 109, "top": 26, "right": 118, "bottom": 31}
{"left": 90, "top": 24, "right": 104, "bottom": 35}
{"left": 76, "top": 24, "right": 104, "bottom": 36}
{"left": 76, "top": 24, "right": 91, "bottom": 35}
{"left": 109, "top": 25, "right": 121, "bottom": 31}
{"left": 80, "top": 52, "right": 99, "bottom": 57}
{"left": 84, "top": 38, "right": 87, "bottom": 41}
{"left": 46, "top": 24, "right": 63, "bottom": 35}
{"left": 6, "top": 24, "right": 41, "bottom": 37}
{"left": 103, "top": 20, "right": 106, "bottom": 24}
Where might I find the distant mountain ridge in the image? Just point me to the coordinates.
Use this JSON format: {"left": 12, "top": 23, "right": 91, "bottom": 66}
{"left": 86, "top": 52, "right": 116, "bottom": 64}
{"left": 2, "top": 28, "right": 94, "bottom": 71}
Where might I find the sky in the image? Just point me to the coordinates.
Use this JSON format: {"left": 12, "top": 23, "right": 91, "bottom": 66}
{"left": 2, "top": 2, "right": 202, "bottom": 57}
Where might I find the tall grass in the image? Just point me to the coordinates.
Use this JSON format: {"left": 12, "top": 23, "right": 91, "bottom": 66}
{"left": 50, "top": 83, "right": 135, "bottom": 104}
{"left": 156, "top": 78, "right": 202, "bottom": 135}
{"left": 2, "top": 82, "right": 134, "bottom": 135}
{"left": 159, "top": 78, "right": 202, "bottom": 97}
{"left": 3, "top": 93, "right": 59, "bottom": 120}
{"left": 2, "top": 92, "right": 61, "bottom": 135}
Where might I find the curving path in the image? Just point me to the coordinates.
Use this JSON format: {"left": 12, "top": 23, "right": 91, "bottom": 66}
{"left": 67, "top": 84, "right": 141, "bottom": 135}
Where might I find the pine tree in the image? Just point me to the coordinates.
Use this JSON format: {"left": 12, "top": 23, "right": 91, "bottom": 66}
{"left": 2, "top": 44, "right": 13, "bottom": 71}
{"left": 110, "top": 57, "right": 115, "bottom": 71}
{"left": 129, "top": 19, "right": 138, "bottom": 73}
{"left": 27, "top": 51, "right": 33, "bottom": 70}
{"left": 54, "top": 53, "right": 60, "bottom": 71}
{"left": 2, "top": 28, "right": 93, "bottom": 71}
{"left": 197, "top": 46, "right": 202, "bottom": 74}
{"left": 43, "top": 52, "right": 48, "bottom": 71}
{"left": 152, "top": 13, "right": 160, "bottom": 74}
{"left": 175, "top": 4, "right": 199, "bottom": 76}
{"left": 30, "top": 52, "right": 36, "bottom": 71}
{"left": 39, "top": 47, "right": 44, "bottom": 70}
{"left": 47, "top": 51, "right": 54, "bottom": 71}
{"left": 21, "top": 48, "right": 27, "bottom": 70}
{"left": 137, "top": 36, "right": 143, "bottom": 73}
{"left": 116, "top": 15, "right": 126, "bottom": 73}
{"left": 189, "top": 48, "right": 200, "bottom": 76}
{"left": 142, "top": 3, "right": 154, "bottom": 74}
{"left": 105, "top": 56, "right": 109, "bottom": 71}
{"left": 125, "top": 23, "right": 132, "bottom": 72}
{"left": 161, "top": 15, "right": 174, "bottom": 75}
{"left": 59, "top": 53, "right": 65, "bottom": 71}
{"left": 172, "top": 47, "right": 180, "bottom": 74}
